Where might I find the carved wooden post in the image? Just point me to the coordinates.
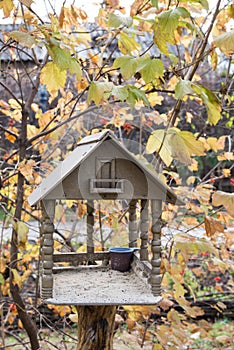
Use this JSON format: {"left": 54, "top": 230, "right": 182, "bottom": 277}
{"left": 140, "top": 199, "right": 149, "bottom": 261}
{"left": 150, "top": 199, "right": 162, "bottom": 296}
{"left": 87, "top": 200, "right": 94, "bottom": 254}
{"left": 40, "top": 200, "right": 55, "bottom": 299}
{"left": 128, "top": 199, "right": 138, "bottom": 248}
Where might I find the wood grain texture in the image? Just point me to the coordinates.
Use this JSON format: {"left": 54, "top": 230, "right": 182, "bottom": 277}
{"left": 76, "top": 305, "right": 117, "bottom": 350}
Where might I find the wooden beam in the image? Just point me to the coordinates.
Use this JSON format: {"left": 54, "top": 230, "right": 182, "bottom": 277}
{"left": 40, "top": 199, "right": 55, "bottom": 299}
{"left": 87, "top": 200, "right": 95, "bottom": 254}
{"left": 129, "top": 199, "right": 138, "bottom": 248}
{"left": 140, "top": 199, "right": 149, "bottom": 261}
{"left": 150, "top": 199, "right": 162, "bottom": 296}
{"left": 53, "top": 252, "right": 110, "bottom": 264}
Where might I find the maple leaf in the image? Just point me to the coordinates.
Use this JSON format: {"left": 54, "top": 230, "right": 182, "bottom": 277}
{"left": 9, "top": 31, "right": 37, "bottom": 48}
{"left": 14, "top": 221, "right": 29, "bottom": 244}
{"left": 135, "top": 57, "right": 164, "bottom": 83}
{"left": 40, "top": 62, "right": 66, "bottom": 97}
{"left": 213, "top": 30, "right": 234, "bottom": 56}
{"left": 87, "top": 81, "right": 113, "bottom": 105}
{"left": 146, "top": 129, "right": 173, "bottom": 166}
{"left": 0, "top": 0, "right": 14, "bottom": 18}
{"left": 118, "top": 32, "right": 141, "bottom": 55}
{"left": 212, "top": 191, "right": 234, "bottom": 217}
{"left": 18, "top": 159, "right": 36, "bottom": 181}
{"left": 113, "top": 55, "right": 137, "bottom": 80}
{"left": 153, "top": 7, "right": 189, "bottom": 55}
{"left": 112, "top": 85, "right": 129, "bottom": 101}
{"left": 204, "top": 216, "right": 224, "bottom": 237}
{"left": 108, "top": 13, "right": 133, "bottom": 28}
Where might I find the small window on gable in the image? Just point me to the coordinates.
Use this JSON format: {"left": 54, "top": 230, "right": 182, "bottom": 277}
{"left": 90, "top": 158, "right": 124, "bottom": 194}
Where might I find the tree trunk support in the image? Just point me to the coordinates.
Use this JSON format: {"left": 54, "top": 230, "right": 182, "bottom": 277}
{"left": 76, "top": 305, "right": 117, "bottom": 350}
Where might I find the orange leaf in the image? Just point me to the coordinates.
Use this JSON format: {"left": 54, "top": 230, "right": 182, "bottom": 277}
{"left": 204, "top": 216, "right": 224, "bottom": 237}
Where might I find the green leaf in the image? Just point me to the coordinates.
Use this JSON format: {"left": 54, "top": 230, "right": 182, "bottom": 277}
{"left": 174, "top": 7, "right": 190, "bottom": 18}
{"left": 112, "top": 85, "right": 129, "bottom": 101}
{"left": 175, "top": 80, "right": 194, "bottom": 99}
{"left": 137, "top": 58, "right": 164, "bottom": 83}
{"left": 48, "top": 45, "right": 74, "bottom": 70}
{"left": 9, "top": 31, "right": 37, "bottom": 48}
{"left": 118, "top": 32, "right": 141, "bottom": 55}
{"left": 192, "top": 84, "right": 222, "bottom": 125}
{"left": 213, "top": 30, "right": 234, "bottom": 56}
{"left": 68, "top": 58, "right": 82, "bottom": 79}
{"left": 153, "top": 10, "right": 179, "bottom": 55}
{"left": 40, "top": 62, "right": 66, "bottom": 96}
{"left": 0, "top": 273, "right": 5, "bottom": 285}
{"left": 113, "top": 56, "right": 137, "bottom": 80}
{"left": 151, "top": 0, "right": 158, "bottom": 8}
{"left": 153, "top": 7, "right": 191, "bottom": 55}
{"left": 108, "top": 13, "right": 133, "bottom": 28}
{"left": 126, "top": 85, "right": 149, "bottom": 106}
{"left": 87, "top": 81, "right": 113, "bottom": 105}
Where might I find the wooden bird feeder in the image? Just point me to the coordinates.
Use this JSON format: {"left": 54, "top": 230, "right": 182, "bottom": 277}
{"left": 28, "top": 130, "right": 181, "bottom": 306}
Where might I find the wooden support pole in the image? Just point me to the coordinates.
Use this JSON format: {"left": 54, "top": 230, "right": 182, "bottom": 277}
{"left": 140, "top": 199, "right": 149, "bottom": 261}
{"left": 87, "top": 200, "right": 95, "bottom": 254}
{"left": 128, "top": 199, "right": 138, "bottom": 248}
{"left": 40, "top": 200, "right": 55, "bottom": 299}
{"left": 75, "top": 305, "right": 117, "bottom": 350}
{"left": 150, "top": 199, "right": 162, "bottom": 296}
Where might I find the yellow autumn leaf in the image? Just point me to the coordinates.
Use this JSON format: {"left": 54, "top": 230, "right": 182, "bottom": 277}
{"left": 18, "top": 159, "right": 36, "bottom": 181}
{"left": 18, "top": 319, "right": 24, "bottom": 329}
{"left": 212, "top": 191, "right": 234, "bottom": 217}
{"left": 146, "top": 130, "right": 173, "bottom": 166}
{"left": 222, "top": 168, "right": 231, "bottom": 177}
{"left": 69, "top": 313, "right": 78, "bottom": 323}
{"left": 153, "top": 345, "right": 164, "bottom": 350}
{"left": 0, "top": 0, "right": 14, "bottom": 18}
{"left": 213, "top": 30, "right": 234, "bottom": 56}
{"left": 5, "top": 132, "right": 16, "bottom": 143}
{"left": 170, "top": 131, "right": 191, "bottom": 165}
{"left": 118, "top": 32, "right": 141, "bottom": 55}
{"left": 12, "top": 269, "right": 22, "bottom": 286}
{"left": 179, "top": 131, "right": 205, "bottom": 156}
{"left": 148, "top": 92, "right": 164, "bottom": 106}
{"left": 27, "top": 124, "right": 39, "bottom": 139}
{"left": 15, "top": 221, "right": 29, "bottom": 244}
{"left": 217, "top": 152, "right": 234, "bottom": 161}
{"left": 40, "top": 62, "right": 66, "bottom": 97}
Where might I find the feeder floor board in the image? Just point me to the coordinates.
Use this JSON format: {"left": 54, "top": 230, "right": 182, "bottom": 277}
{"left": 44, "top": 267, "right": 162, "bottom": 305}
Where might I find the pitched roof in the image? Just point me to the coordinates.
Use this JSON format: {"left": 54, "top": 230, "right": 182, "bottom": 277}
{"left": 28, "top": 130, "right": 182, "bottom": 206}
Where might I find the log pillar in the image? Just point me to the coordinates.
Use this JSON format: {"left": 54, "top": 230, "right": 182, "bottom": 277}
{"left": 40, "top": 200, "right": 55, "bottom": 299}
{"left": 128, "top": 199, "right": 138, "bottom": 248}
{"left": 75, "top": 305, "right": 117, "bottom": 350}
{"left": 150, "top": 199, "right": 162, "bottom": 296}
{"left": 140, "top": 199, "right": 149, "bottom": 261}
{"left": 87, "top": 200, "right": 94, "bottom": 254}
